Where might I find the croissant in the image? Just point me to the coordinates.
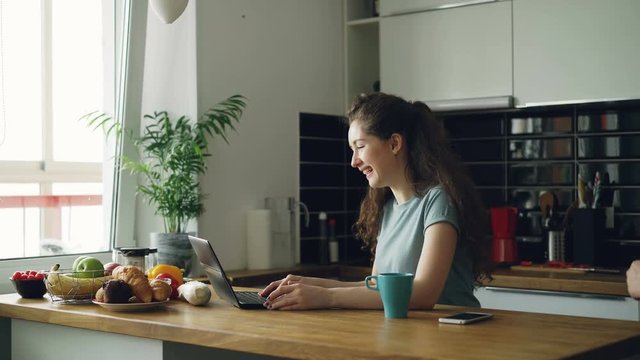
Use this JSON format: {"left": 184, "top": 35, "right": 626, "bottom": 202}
{"left": 112, "top": 265, "right": 153, "bottom": 303}
{"left": 149, "top": 278, "right": 172, "bottom": 302}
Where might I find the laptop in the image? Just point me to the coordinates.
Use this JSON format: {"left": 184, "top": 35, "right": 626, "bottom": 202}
{"left": 188, "top": 235, "right": 267, "bottom": 309}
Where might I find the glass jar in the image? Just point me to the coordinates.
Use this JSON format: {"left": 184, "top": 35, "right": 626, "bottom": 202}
{"left": 147, "top": 248, "right": 158, "bottom": 273}
{"left": 115, "top": 247, "right": 151, "bottom": 273}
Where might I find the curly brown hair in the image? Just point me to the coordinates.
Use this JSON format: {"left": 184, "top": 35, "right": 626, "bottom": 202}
{"left": 347, "top": 93, "right": 493, "bottom": 283}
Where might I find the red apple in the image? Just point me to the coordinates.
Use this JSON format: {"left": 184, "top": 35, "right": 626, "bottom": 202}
{"left": 103, "top": 262, "right": 121, "bottom": 276}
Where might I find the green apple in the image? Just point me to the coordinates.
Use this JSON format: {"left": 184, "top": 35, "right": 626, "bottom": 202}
{"left": 73, "top": 257, "right": 104, "bottom": 278}
{"left": 72, "top": 255, "right": 88, "bottom": 271}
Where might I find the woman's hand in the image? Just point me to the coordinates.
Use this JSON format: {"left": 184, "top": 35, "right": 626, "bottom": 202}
{"left": 627, "top": 260, "right": 640, "bottom": 299}
{"left": 263, "top": 282, "right": 332, "bottom": 310}
{"left": 259, "top": 274, "right": 334, "bottom": 297}
{"left": 259, "top": 274, "right": 304, "bottom": 297}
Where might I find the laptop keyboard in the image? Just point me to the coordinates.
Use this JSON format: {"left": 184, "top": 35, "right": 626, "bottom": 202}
{"left": 236, "top": 291, "right": 266, "bottom": 304}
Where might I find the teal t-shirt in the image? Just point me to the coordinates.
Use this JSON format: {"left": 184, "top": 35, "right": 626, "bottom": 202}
{"left": 374, "top": 186, "right": 480, "bottom": 307}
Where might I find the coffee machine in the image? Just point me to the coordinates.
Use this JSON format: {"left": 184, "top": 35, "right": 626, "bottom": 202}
{"left": 491, "top": 207, "right": 519, "bottom": 265}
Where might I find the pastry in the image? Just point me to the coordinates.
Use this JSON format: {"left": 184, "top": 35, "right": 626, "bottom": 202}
{"left": 112, "top": 265, "right": 153, "bottom": 303}
{"left": 149, "top": 279, "right": 172, "bottom": 302}
{"left": 103, "top": 279, "right": 132, "bottom": 303}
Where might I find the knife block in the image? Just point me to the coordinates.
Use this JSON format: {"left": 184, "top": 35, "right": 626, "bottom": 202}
{"left": 572, "top": 208, "right": 606, "bottom": 266}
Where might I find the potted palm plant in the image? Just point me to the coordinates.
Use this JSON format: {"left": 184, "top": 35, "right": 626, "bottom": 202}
{"left": 84, "top": 95, "right": 247, "bottom": 275}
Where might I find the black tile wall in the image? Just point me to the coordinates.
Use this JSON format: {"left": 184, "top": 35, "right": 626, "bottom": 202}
{"left": 300, "top": 102, "right": 640, "bottom": 267}
{"left": 440, "top": 99, "right": 640, "bottom": 266}
{"left": 300, "top": 163, "right": 344, "bottom": 187}
{"left": 299, "top": 113, "right": 369, "bottom": 265}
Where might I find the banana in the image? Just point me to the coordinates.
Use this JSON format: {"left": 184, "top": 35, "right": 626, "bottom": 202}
{"left": 46, "top": 264, "right": 111, "bottom": 299}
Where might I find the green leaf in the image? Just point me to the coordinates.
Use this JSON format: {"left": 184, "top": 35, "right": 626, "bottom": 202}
{"left": 79, "top": 94, "right": 247, "bottom": 232}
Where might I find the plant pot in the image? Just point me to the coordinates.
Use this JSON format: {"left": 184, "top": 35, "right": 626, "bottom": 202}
{"left": 150, "top": 232, "right": 195, "bottom": 277}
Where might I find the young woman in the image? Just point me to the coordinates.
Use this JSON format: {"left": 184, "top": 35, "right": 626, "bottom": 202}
{"left": 259, "top": 93, "right": 492, "bottom": 310}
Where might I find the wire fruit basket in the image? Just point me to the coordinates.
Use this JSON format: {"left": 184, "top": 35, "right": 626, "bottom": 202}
{"left": 44, "top": 268, "right": 110, "bottom": 304}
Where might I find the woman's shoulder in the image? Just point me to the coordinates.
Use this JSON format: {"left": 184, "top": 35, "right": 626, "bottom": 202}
{"left": 420, "top": 185, "right": 451, "bottom": 202}
{"left": 415, "top": 185, "right": 456, "bottom": 212}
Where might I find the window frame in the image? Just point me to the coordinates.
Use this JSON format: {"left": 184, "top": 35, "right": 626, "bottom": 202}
{"left": 0, "top": 0, "right": 146, "bottom": 294}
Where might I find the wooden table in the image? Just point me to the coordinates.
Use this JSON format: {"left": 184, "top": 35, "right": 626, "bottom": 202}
{"left": 1, "top": 289, "right": 639, "bottom": 359}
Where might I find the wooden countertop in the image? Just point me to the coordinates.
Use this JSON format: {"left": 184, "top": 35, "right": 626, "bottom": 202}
{"left": 1, "top": 290, "right": 639, "bottom": 359}
{"left": 485, "top": 268, "right": 629, "bottom": 297}
{"left": 226, "top": 265, "right": 630, "bottom": 297}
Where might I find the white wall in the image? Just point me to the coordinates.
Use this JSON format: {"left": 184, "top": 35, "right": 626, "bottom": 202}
{"left": 196, "top": 0, "right": 344, "bottom": 270}
{"left": 136, "top": 0, "right": 199, "bottom": 244}
{"left": 137, "top": 0, "right": 344, "bottom": 271}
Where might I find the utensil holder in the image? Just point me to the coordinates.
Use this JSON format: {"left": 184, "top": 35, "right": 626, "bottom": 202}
{"left": 546, "top": 230, "right": 565, "bottom": 262}
{"left": 572, "top": 208, "right": 606, "bottom": 266}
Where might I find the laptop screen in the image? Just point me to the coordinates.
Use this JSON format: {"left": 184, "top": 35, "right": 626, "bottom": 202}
{"left": 188, "top": 235, "right": 240, "bottom": 307}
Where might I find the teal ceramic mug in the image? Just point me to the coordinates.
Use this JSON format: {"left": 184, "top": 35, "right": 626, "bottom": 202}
{"left": 365, "top": 272, "right": 414, "bottom": 319}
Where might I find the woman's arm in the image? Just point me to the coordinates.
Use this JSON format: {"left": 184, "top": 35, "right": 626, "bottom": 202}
{"left": 259, "top": 275, "right": 363, "bottom": 297}
{"left": 330, "top": 222, "right": 456, "bottom": 310}
{"left": 266, "top": 222, "right": 456, "bottom": 310}
{"left": 408, "top": 222, "right": 457, "bottom": 309}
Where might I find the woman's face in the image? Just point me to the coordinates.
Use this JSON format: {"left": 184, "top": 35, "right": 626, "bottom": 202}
{"left": 348, "top": 120, "right": 400, "bottom": 189}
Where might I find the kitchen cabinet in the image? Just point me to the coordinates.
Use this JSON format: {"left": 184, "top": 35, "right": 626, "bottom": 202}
{"left": 344, "top": 0, "right": 380, "bottom": 109}
{"left": 380, "top": 1, "right": 512, "bottom": 103}
{"left": 379, "top": 0, "right": 499, "bottom": 16}
{"left": 476, "top": 286, "right": 640, "bottom": 321}
{"left": 513, "top": 0, "right": 640, "bottom": 106}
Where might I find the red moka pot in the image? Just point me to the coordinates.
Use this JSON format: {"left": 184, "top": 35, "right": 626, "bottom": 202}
{"left": 491, "top": 207, "right": 519, "bottom": 264}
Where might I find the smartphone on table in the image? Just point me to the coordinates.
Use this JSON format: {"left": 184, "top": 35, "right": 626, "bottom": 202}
{"left": 438, "top": 312, "right": 493, "bottom": 325}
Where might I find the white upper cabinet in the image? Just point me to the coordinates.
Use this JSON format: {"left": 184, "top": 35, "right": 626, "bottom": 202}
{"left": 380, "top": 1, "right": 512, "bottom": 102}
{"left": 513, "top": 0, "right": 640, "bottom": 106}
{"left": 380, "top": 0, "right": 499, "bottom": 16}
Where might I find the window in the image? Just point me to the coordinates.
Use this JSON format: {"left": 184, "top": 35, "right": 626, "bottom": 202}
{"left": 0, "top": 0, "right": 146, "bottom": 295}
{"left": 0, "top": 0, "right": 111, "bottom": 262}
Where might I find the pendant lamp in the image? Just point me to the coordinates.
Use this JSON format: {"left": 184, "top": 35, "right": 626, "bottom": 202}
{"left": 149, "top": 0, "right": 189, "bottom": 24}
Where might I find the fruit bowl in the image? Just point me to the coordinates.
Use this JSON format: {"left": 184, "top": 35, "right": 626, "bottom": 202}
{"left": 44, "top": 269, "right": 110, "bottom": 304}
{"left": 11, "top": 278, "right": 47, "bottom": 299}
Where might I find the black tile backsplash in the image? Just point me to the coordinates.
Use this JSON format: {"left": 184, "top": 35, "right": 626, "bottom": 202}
{"left": 346, "top": 166, "right": 367, "bottom": 187}
{"left": 300, "top": 163, "right": 344, "bottom": 187}
{"left": 509, "top": 115, "right": 572, "bottom": 135}
{"left": 509, "top": 189, "right": 574, "bottom": 211}
{"left": 509, "top": 138, "right": 574, "bottom": 160}
{"left": 440, "top": 99, "right": 640, "bottom": 267}
{"left": 300, "top": 189, "right": 344, "bottom": 213}
{"left": 467, "top": 164, "right": 505, "bottom": 186}
{"left": 579, "top": 162, "right": 640, "bottom": 186}
{"left": 452, "top": 140, "right": 504, "bottom": 161}
{"left": 577, "top": 135, "right": 640, "bottom": 159}
{"left": 299, "top": 101, "right": 640, "bottom": 267}
{"left": 300, "top": 138, "right": 345, "bottom": 163}
{"left": 478, "top": 189, "right": 507, "bottom": 209}
{"left": 299, "top": 113, "right": 369, "bottom": 265}
{"left": 301, "top": 212, "right": 349, "bottom": 238}
{"left": 577, "top": 110, "right": 640, "bottom": 132}
{"left": 347, "top": 188, "right": 367, "bottom": 211}
{"left": 300, "top": 113, "right": 348, "bottom": 138}
{"left": 509, "top": 163, "right": 574, "bottom": 186}
{"left": 443, "top": 114, "right": 504, "bottom": 138}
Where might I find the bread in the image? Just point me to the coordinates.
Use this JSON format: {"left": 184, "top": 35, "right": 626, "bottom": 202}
{"left": 112, "top": 265, "right": 153, "bottom": 303}
{"left": 149, "top": 279, "right": 172, "bottom": 302}
{"left": 95, "top": 287, "right": 105, "bottom": 302}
